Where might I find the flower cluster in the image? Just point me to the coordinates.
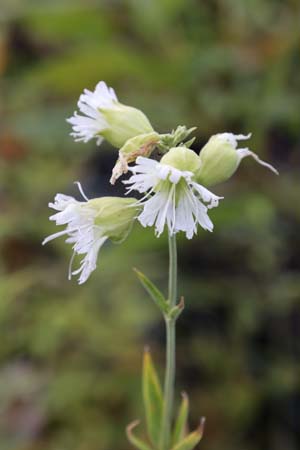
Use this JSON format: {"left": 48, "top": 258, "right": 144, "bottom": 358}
{"left": 44, "top": 81, "right": 278, "bottom": 283}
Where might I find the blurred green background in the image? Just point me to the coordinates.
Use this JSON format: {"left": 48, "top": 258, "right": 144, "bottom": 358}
{"left": 1, "top": 1, "right": 300, "bottom": 449}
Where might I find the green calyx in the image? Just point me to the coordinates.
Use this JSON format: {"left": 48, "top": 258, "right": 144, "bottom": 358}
{"left": 196, "top": 135, "right": 239, "bottom": 187}
{"left": 161, "top": 147, "right": 201, "bottom": 174}
{"left": 88, "top": 196, "right": 140, "bottom": 243}
{"left": 100, "top": 103, "right": 154, "bottom": 148}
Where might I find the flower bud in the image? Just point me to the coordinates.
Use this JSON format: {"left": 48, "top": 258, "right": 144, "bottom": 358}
{"left": 160, "top": 146, "right": 201, "bottom": 174}
{"left": 110, "top": 132, "right": 160, "bottom": 184}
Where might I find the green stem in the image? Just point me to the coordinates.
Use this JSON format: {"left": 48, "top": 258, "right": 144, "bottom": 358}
{"left": 168, "top": 233, "right": 177, "bottom": 309}
{"left": 160, "top": 233, "right": 177, "bottom": 450}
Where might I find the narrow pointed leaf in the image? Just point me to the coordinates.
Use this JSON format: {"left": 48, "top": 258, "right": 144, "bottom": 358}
{"left": 134, "top": 268, "right": 169, "bottom": 314}
{"left": 171, "top": 419, "right": 205, "bottom": 450}
{"left": 126, "top": 420, "right": 153, "bottom": 450}
{"left": 143, "top": 348, "right": 163, "bottom": 446}
{"left": 172, "top": 392, "right": 189, "bottom": 446}
{"left": 187, "top": 126, "right": 197, "bottom": 135}
{"left": 184, "top": 137, "right": 196, "bottom": 148}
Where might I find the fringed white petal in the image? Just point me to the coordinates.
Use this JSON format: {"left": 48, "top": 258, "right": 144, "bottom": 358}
{"left": 67, "top": 81, "right": 118, "bottom": 145}
{"left": 237, "top": 148, "right": 279, "bottom": 175}
{"left": 73, "top": 236, "right": 107, "bottom": 285}
{"left": 217, "top": 132, "right": 278, "bottom": 175}
{"left": 217, "top": 132, "right": 252, "bottom": 148}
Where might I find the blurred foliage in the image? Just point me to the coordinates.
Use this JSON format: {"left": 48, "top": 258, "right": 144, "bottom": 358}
{"left": 0, "top": 1, "right": 300, "bottom": 450}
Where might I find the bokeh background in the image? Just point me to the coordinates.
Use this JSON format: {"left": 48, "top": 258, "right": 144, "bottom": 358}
{"left": 1, "top": 1, "right": 300, "bottom": 450}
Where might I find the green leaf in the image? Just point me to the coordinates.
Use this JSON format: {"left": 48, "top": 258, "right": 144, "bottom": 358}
{"left": 171, "top": 419, "right": 205, "bottom": 450}
{"left": 143, "top": 348, "right": 163, "bottom": 447}
{"left": 126, "top": 420, "right": 154, "bottom": 450}
{"left": 134, "top": 268, "right": 169, "bottom": 314}
{"left": 184, "top": 137, "right": 196, "bottom": 148}
{"left": 172, "top": 392, "right": 189, "bottom": 446}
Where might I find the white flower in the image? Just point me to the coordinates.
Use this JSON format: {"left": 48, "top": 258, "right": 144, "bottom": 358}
{"left": 124, "top": 156, "right": 222, "bottom": 239}
{"left": 216, "top": 132, "right": 278, "bottom": 174}
{"left": 42, "top": 183, "right": 139, "bottom": 284}
{"left": 67, "top": 81, "right": 154, "bottom": 148}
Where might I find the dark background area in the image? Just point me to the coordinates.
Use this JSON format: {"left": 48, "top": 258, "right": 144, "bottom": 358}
{"left": 0, "top": 1, "right": 300, "bottom": 450}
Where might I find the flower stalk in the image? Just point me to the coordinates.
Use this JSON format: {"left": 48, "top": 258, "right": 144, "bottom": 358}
{"left": 160, "top": 233, "right": 177, "bottom": 450}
